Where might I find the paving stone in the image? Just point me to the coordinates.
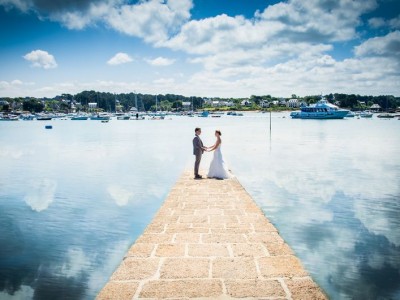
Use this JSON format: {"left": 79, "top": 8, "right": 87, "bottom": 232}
{"left": 155, "top": 243, "right": 185, "bottom": 257}
{"left": 213, "top": 258, "right": 258, "bottom": 279}
{"left": 125, "top": 243, "right": 155, "bottom": 258}
{"left": 174, "top": 233, "right": 201, "bottom": 243}
{"left": 165, "top": 226, "right": 209, "bottom": 234}
{"left": 247, "top": 232, "right": 284, "bottom": 244}
{"left": 258, "top": 256, "right": 308, "bottom": 278}
{"left": 252, "top": 221, "right": 279, "bottom": 232}
{"left": 285, "top": 277, "right": 327, "bottom": 300}
{"left": 188, "top": 243, "right": 230, "bottom": 257}
{"left": 97, "top": 281, "right": 139, "bottom": 300}
{"left": 179, "top": 215, "right": 209, "bottom": 223}
{"left": 231, "top": 243, "right": 268, "bottom": 257}
{"left": 139, "top": 279, "right": 223, "bottom": 298}
{"left": 202, "top": 233, "right": 247, "bottom": 243}
{"left": 135, "top": 233, "right": 173, "bottom": 244}
{"left": 110, "top": 258, "right": 159, "bottom": 280}
{"left": 195, "top": 208, "right": 224, "bottom": 216}
{"left": 210, "top": 215, "right": 239, "bottom": 224}
{"left": 160, "top": 258, "right": 210, "bottom": 279}
{"left": 225, "top": 279, "right": 286, "bottom": 298}
{"left": 266, "top": 242, "right": 294, "bottom": 256}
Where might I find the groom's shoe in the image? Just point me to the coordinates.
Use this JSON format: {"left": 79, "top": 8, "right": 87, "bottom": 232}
{"left": 194, "top": 175, "right": 203, "bottom": 179}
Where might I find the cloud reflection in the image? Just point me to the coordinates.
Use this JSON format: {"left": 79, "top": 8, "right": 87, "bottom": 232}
{"left": 107, "top": 185, "right": 133, "bottom": 206}
{"left": 24, "top": 179, "right": 57, "bottom": 212}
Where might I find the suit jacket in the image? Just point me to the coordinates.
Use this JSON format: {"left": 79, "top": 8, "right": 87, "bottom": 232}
{"left": 193, "top": 135, "right": 204, "bottom": 155}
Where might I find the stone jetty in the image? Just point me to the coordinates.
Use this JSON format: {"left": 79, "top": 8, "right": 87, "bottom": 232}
{"left": 98, "top": 171, "right": 327, "bottom": 299}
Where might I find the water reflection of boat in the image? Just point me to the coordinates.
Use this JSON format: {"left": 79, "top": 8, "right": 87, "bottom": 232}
{"left": 290, "top": 97, "right": 349, "bottom": 119}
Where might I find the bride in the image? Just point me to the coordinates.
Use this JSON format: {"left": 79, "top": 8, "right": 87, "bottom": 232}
{"left": 207, "top": 130, "right": 232, "bottom": 179}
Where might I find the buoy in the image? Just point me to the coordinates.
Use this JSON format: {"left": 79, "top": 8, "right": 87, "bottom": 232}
{"left": 45, "top": 125, "right": 52, "bottom": 129}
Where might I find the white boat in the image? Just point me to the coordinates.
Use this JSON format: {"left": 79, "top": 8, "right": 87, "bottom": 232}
{"left": 90, "top": 113, "right": 111, "bottom": 121}
{"left": 290, "top": 98, "right": 349, "bottom": 119}
{"left": 358, "top": 111, "right": 373, "bottom": 118}
{"left": 71, "top": 115, "right": 89, "bottom": 120}
{"left": 0, "top": 114, "right": 19, "bottom": 121}
{"left": 345, "top": 111, "right": 356, "bottom": 118}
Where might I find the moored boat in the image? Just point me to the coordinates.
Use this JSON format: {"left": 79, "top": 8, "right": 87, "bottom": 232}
{"left": 290, "top": 97, "right": 349, "bottom": 119}
{"left": 0, "top": 114, "right": 19, "bottom": 121}
{"left": 90, "top": 113, "right": 111, "bottom": 121}
{"left": 71, "top": 115, "right": 89, "bottom": 120}
{"left": 358, "top": 111, "right": 373, "bottom": 118}
{"left": 377, "top": 113, "right": 395, "bottom": 118}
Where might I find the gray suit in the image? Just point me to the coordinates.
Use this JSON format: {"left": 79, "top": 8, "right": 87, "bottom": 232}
{"left": 193, "top": 135, "right": 204, "bottom": 176}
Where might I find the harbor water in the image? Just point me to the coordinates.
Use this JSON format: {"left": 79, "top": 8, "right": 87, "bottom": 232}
{"left": 0, "top": 113, "right": 399, "bottom": 299}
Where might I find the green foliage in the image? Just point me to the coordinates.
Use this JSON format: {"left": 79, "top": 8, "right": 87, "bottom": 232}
{"left": 22, "top": 99, "right": 44, "bottom": 112}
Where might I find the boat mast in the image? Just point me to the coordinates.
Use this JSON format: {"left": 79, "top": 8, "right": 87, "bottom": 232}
{"left": 134, "top": 91, "right": 138, "bottom": 112}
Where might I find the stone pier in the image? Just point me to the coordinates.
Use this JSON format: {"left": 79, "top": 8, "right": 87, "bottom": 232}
{"left": 97, "top": 171, "right": 327, "bottom": 299}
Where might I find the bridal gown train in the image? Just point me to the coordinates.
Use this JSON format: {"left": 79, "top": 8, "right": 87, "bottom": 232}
{"left": 207, "top": 145, "right": 232, "bottom": 179}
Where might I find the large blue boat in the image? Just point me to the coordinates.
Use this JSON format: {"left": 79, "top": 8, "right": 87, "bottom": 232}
{"left": 290, "top": 98, "right": 349, "bottom": 119}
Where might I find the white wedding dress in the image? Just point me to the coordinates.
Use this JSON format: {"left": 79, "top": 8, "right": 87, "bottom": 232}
{"left": 207, "top": 144, "right": 232, "bottom": 179}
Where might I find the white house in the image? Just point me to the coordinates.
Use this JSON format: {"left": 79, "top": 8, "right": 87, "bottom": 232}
{"left": 260, "top": 100, "right": 270, "bottom": 108}
{"left": 287, "top": 98, "right": 300, "bottom": 108}
{"left": 182, "top": 101, "right": 191, "bottom": 109}
{"left": 370, "top": 103, "right": 381, "bottom": 111}
{"left": 241, "top": 99, "right": 252, "bottom": 106}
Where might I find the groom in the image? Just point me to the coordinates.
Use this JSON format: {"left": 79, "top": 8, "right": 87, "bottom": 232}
{"left": 193, "top": 127, "right": 207, "bottom": 179}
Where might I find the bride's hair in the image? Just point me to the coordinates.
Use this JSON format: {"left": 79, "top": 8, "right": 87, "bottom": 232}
{"left": 215, "top": 130, "right": 221, "bottom": 136}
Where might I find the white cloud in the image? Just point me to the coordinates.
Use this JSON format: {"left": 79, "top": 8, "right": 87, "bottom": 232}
{"left": 146, "top": 56, "right": 175, "bottom": 66}
{"left": 368, "top": 17, "right": 386, "bottom": 28}
{"left": 368, "top": 15, "right": 400, "bottom": 29}
{"left": 105, "top": 0, "right": 192, "bottom": 43}
{"left": 107, "top": 52, "right": 133, "bottom": 65}
{"left": 0, "top": 0, "right": 32, "bottom": 12}
{"left": 23, "top": 49, "right": 57, "bottom": 69}
{"left": 389, "top": 15, "right": 400, "bottom": 29}
{"left": 354, "top": 31, "right": 400, "bottom": 58}
{"left": 24, "top": 179, "right": 57, "bottom": 212}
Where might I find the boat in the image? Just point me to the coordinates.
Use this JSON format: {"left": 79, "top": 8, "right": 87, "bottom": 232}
{"left": 90, "top": 113, "right": 111, "bottom": 121}
{"left": 71, "top": 115, "right": 89, "bottom": 120}
{"left": 198, "top": 111, "right": 209, "bottom": 117}
{"left": 377, "top": 113, "right": 395, "bottom": 118}
{"left": 358, "top": 111, "right": 373, "bottom": 118}
{"left": 227, "top": 111, "right": 243, "bottom": 116}
{"left": 345, "top": 111, "right": 356, "bottom": 118}
{"left": 290, "top": 97, "right": 349, "bottom": 119}
{"left": 36, "top": 115, "right": 52, "bottom": 121}
{"left": 0, "top": 114, "right": 19, "bottom": 121}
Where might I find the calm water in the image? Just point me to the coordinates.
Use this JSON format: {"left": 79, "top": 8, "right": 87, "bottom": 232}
{"left": 0, "top": 114, "right": 399, "bottom": 299}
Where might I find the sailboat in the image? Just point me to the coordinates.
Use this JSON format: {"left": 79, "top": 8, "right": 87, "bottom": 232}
{"left": 150, "top": 95, "right": 165, "bottom": 120}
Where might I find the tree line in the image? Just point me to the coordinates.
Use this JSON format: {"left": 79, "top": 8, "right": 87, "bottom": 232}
{"left": 1, "top": 91, "right": 399, "bottom": 113}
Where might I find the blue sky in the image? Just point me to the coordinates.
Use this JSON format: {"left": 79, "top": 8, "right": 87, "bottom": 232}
{"left": 0, "top": 0, "right": 399, "bottom": 98}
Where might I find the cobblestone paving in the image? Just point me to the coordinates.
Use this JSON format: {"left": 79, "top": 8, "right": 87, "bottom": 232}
{"left": 98, "top": 172, "right": 327, "bottom": 299}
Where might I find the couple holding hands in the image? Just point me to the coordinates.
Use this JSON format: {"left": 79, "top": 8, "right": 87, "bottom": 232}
{"left": 192, "top": 127, "right": 232, "bottom": 180}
